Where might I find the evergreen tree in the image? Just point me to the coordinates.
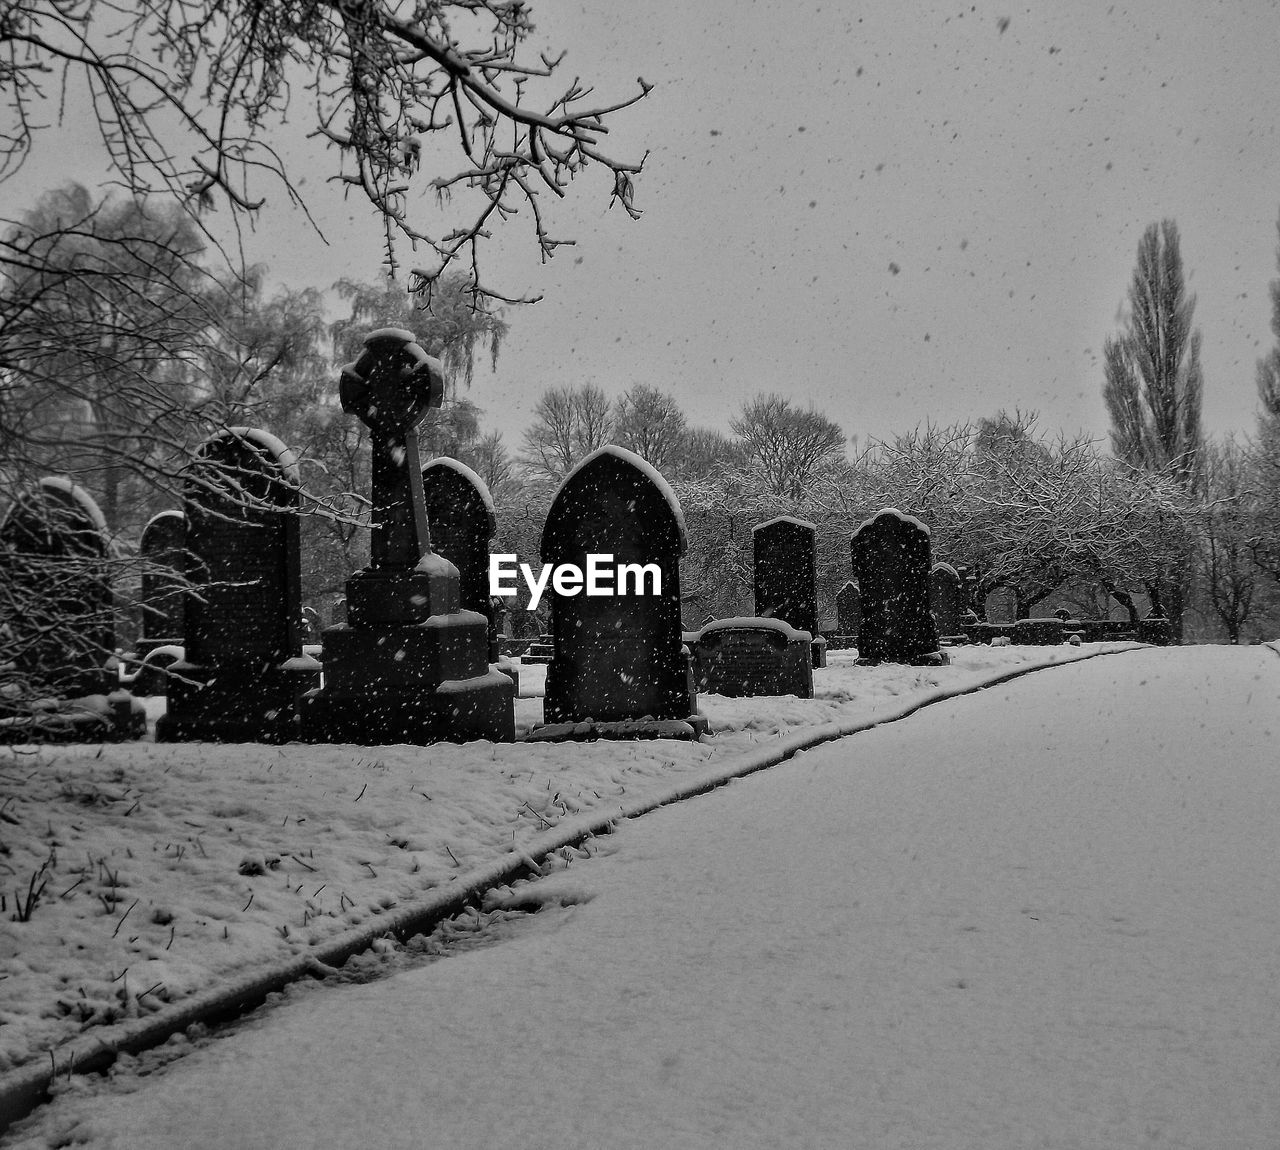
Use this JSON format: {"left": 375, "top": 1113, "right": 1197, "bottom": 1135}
{"left": 1102, "top": 219, "right": 1205, "bottom": 638}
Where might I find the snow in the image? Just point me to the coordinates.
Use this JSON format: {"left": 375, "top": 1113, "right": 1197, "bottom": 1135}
{"left": 852, "top": 505, "right": 931, "bottom": 538}
{"left": 5, "top": 641, "right": 1276, "bottom": 1148}
{"left": 203, "top": 428, "right": 300, "bottom": 487}
{"left": 751, "top": 514, "right": 817, "bottom": 533}
{"left": 555, "top": 445, "right": 688, "bottom": 551}
{"left": 32, "top": 479, "right": 109, "bottom": 540}
{"left": 694, "top": 615, "right": 811, "bottom": 642}
{"left": 422, "top": 457, "right": 497, "bottom": 518}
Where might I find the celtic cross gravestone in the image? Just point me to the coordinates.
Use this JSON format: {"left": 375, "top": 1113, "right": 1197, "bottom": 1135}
{"left": 304, "top": 328, "right": 513, "bottom": 744}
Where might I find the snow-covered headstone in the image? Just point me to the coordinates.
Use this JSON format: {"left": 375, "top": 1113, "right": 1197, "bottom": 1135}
{"left": 835, "top": 579, "right": 861, "bottom": 647}
{"left": 158, "top": 428, "right": 311, "bottom": 742}
{"left": 536, "top": 446, "right": 703, "bottom": 737}
{"left": 753, "top": 515, "right": 824, "bottom": 668}
{"left": 0, "top": 477, "right": 114, "bottom": 699}
{"left": 849, "top": 509, "right": 946, "bottom": 666}
{"left": 929, "top": 561, "right": 963, "bottom": 640}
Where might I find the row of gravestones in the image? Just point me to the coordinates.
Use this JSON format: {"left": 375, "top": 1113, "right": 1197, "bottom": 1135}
{"left": 687, "top": 507, "right": 951, "bottom": 700}
{"left": 145, "top": 330, "right": 710, "bottom": 745}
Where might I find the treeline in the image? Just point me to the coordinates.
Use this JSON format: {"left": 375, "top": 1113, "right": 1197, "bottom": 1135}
{"left": 4, "top": 185, "right": 1280, "bottom": 651}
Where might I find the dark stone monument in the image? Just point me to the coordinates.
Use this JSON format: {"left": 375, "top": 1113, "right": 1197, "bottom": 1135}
{"left": 690, "top": 617, "right": 813, "bottom": 698}
{"left": 930, "top": 562, "right": 963, "bottom": 640}
{"left": 753, "top": 515, "right": 825, "bottom": 668}
{"left": 303, "top": 329, "right": 513, "bottom": 744}
{"left": 421, "top": 458, "right": 497, "bottom": 651}
{"left": 849, "top": 508, "right": 946, "bottom": 666}
{"left": 1011, "top": 617, "right": 1066, "bottom": 645}
{"left": 133, "top": 510, "right": 186, "bottom": 692}
{"left": 139, "top": 510, "right": 185, "bottom": 643}
{"left": 536, "top": 446, "right": 703, "bottom": 739}
{"left": 421, "top": 456, "right": 517, "bottom": 693}
{"left": 0, "top": 478, "right": 115, "bottom": 699}
{"left": 157, "top": 428, "right": 314, "bottom": 742}
{"left": 831, "top": 579, "right": 861, "bottom": 650}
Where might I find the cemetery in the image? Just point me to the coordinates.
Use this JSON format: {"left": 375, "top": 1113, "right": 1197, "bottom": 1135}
{"left": 0, "top": 340, "right": 1187, "bottom": 749}
{"left": 5, "top": 3, "right": 1279, "bottom": 1139}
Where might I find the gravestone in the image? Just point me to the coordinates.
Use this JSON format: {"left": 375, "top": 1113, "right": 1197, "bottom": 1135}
{"left": 133, "top": 510, "right": 187, "bottom": 694}
{"left": 157, "top": 428, "right": 313, "bottom": 742}
{"left": 753, "top": 516, "right": 824, "bottom": 667}
{"left": 139, "top": 509, "right": 185, "bottom": 643}
{"left": 421, "top": 457, "right": 518, "bottom": 693}
{"left": 849, "top": 508, "right": 946, "bottom": 666}
{"left": 537, "top": 446, "right": 703, "bottom": 738}
{"left": 303, "top": 329, "right": 513, "bottom": 744}
{"left": 690, "top": 617, "right": 813, "bottom": 698}
{"left": 0, "top": 478, "right": 115, "bottom": 699}
{"left": 930, "top": 562, "right": 963, "bottom": 639}
{"left": 422, "top": 458, "right": 497, "bottom": 655}
{"left": 835, "top": 579, "right": 861, "bottom": 648}
{"left": 984, "top": 585, "right": 1016, "bottom": 623}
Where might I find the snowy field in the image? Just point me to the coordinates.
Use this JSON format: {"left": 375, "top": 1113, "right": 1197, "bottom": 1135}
{"left": 1, "top": 642, "right": 1276, "bottom": 1149}
{"left": 0, "top": 644, "right": 1128, "bottom": 1084}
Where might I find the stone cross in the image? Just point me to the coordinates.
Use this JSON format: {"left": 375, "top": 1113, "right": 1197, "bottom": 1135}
{"left": 338, "top": 328, "right": 445, "bottom": 571}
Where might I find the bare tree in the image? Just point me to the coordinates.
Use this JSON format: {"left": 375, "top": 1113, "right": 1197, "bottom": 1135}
{"left": 519, "top": 383, "right": 613, "bottom": 484}
{"left": 730, "top": 393, "right": 846, "bottom": 499}
{"left": 2, "top": 0, "right": 650, "bottom": 300}
{"left": 1195, "top": 437, "right": 1262, "bottom": 643}
{"left": 1, "top": 184, "right": 216, "bottom": 530}
{"left": 611, "top": 384, "right": 687, "bottom": 474}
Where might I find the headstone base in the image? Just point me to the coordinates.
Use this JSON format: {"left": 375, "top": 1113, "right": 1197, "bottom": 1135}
{"left": 302, "top": 669, "right": 514, "bottom": 744}
{"left": 856, "top": 649, "right": 950, "bottom": 667}
{"left": 344, "top": 565, "right": 460, "bottom": 627}
{"left": 690, "top": 620, "right": 814, "bottom": 699}
{"left": 526, "top": 713, "right": 709, "bottom": 742}
{"left": 156, "top": 657, "right": 317, "bottom": 743}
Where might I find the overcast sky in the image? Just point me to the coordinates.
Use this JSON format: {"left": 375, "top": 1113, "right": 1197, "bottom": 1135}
{"left": 14, "top": 0, "right": 1280, "bottom": 455}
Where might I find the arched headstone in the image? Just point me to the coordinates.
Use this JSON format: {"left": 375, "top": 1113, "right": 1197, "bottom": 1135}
{"left": 422, "top": 458, "right": 497, "bottom": 654}
{"left": 929, "top": 561, "right": 962, "bottom": 639}
{"left": 0, "top": 478, "right": 114, "bottom": 697}
{"left": 753, "top": 515, "right": 825, "bottom": 667}
{"left": 157, "top": 428, "right": 310, "bottom": 742}
{"left": 835, "top": 580, "right": 861, "bottom": 641}
{"left": 849, "top": 509, "right": 946, "bottom": 666}
{"left": 139, "top": 510, "right": 186, "bottom": 646}
{"left": 539, "top": 446, "right": 700, "bottom": 732}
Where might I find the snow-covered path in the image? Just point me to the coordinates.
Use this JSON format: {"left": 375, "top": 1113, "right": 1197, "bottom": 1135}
{"left": 9, "top": 646, "right": 1280, "bottom": 1149}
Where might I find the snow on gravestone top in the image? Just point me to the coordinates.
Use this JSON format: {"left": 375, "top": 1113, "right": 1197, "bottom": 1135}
{"left": 696, "top": 616, "right": 812, "bottom": 642}
{"left": 544, "top": 445, "right": 687, "bottom": 557}
{"left": 751, "top": 514, "right": 818, "bottom": 534}
{"left": 851, "top": 506, "right": 930, "bottom": 540}
{"left": 27, "top": 477, "right": 111, "bottom": 541}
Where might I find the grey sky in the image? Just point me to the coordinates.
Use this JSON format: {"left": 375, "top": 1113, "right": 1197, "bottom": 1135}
{"left": 11, "top": 0, "right": 1280, "bottom": 455}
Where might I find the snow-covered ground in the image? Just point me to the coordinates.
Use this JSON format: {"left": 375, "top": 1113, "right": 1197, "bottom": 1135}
{"left": 15, "top": 639, "right": 1263, "bottom": 1147}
